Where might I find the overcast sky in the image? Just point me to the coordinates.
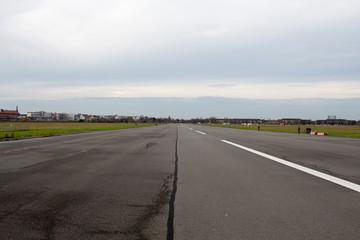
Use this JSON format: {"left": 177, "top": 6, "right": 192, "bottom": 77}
{"left": 1, "top": 0, "right": 360, "bottom": 118}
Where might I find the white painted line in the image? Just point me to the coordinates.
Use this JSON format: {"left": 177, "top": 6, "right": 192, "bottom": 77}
{"left": 221, "top": 140, "right": 360, "bottom": 193}
{"left": 189, "top": 128, "right": 193, "bottom": 131}
{"left": 196, "top": 131, "right": 206, "bottom": 135}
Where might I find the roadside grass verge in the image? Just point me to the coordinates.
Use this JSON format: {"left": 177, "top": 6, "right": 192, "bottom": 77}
{"left": 0, "top": 122, "right": 155, "bottom": 139}
{"left": 205, "top": 124, "right": 360, "bottom": 138}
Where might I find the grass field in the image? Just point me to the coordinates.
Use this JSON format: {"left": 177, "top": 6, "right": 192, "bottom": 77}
{"left": 206, "top": 124, "right": 360, "bottom": 138}
{"left": 0, "top": 122, "right": 155, "bottom": 139}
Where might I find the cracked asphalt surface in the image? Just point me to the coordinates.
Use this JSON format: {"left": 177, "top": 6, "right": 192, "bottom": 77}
{"left": 1, "top": 124, "right": 359, "bottom": 239}
{"left": 0, "top": 125, "right": 176, "bottom": 240}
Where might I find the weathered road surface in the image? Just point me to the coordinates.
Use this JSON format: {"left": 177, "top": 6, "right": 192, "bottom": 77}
{"left": 175, "top": 124, "right": 360, "bottom": 240}
{"left": 0, "top": 125, "right": 176, "bottom": 240}
{"left": 1, "top": 124, "right": 359, "bottom": 239}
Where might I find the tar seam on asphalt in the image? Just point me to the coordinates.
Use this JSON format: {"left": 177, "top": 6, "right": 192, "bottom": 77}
{"left": 166, "top": 126, "right": 179, "bottom": 240}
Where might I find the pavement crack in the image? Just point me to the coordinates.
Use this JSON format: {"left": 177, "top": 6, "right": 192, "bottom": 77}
{"left": 23, "top": 192, "right": 87, "bottom": 240}
{"left": 166, "top": 126, "right": 179, "bottom": 240}
{"left": 124, "top": 180, "right": 171, "bottom": 240}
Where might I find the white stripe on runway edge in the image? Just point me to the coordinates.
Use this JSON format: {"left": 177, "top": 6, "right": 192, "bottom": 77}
{"left": 221, "top": 140, "right": 360, "bottom": 193}
{"left": 196, "top": 131, "right": 206, "bottom": 135}
{"left": 180, "top": 125, "right": 193, "bottom": 131}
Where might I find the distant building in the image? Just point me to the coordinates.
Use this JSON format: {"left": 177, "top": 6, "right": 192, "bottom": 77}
{"left": 27, "top": 111, "right": 53, "bottom": 121}
{"left": 0, "top": 107, "right": 20, "bottom": 121}
{"left": 316, "top": 119, "right": 356, "bottom": 126}
{"left": 74, "top": 114, "right": 93, "bottom": 122}
{"left": 54, "top": 113, "right": 70, "bottom": 121}
{"left": 280, "top": 118, "right": 313, "bottom": 125}
{"left": 213, "top": 118, "right": 262, "bottom": 124}
{"left": 132, "top": 116, "right": 140, "bottom": 122}
{"left": 229, "top": 118, "right": 263, "bottom": 124}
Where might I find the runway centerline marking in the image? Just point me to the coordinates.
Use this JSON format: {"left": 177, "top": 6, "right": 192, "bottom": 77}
{"left": 221, "top": 139, "right": 360, "bottom": 193}
{"left": 195, "top": 130, "right": 206, "bottom": 135}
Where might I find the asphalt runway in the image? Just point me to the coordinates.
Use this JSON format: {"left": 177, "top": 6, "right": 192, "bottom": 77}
{"left": 0, "top": 124, "right": 359, "bottom": 239}
{"left": 175, "top": 124, "right": 360, "bottom": 240}
{"left": 0, "top": 125, "right": 177, "bottom": 240}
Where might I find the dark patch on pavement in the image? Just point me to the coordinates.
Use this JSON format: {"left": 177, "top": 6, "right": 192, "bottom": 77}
{"left": 145, "top": 143, "right": 157, "bottom": 149}
{"left": 88, "top": 176, "right": 172, "bottom": 240}
{"left": 166, "top": 126, "right": 179, "bottom": 240}
{"left": 0, "top": 125, "right": 179, "bottom": 239}
{"left": 126, "top": 182, "right": 171, "bottom": 240}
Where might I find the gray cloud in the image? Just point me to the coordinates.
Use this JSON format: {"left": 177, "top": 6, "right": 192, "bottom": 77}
{"left": 1, "top": 1, "right": 360, "bottom": 118}
{"left": 208, "top": 84, "right": 237, "bottom": 88}
{"left": 1, "top": 0, "right": 360, "bottom": 83}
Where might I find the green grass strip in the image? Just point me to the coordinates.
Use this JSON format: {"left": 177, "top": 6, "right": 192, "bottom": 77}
{"left": 0, "top": 122, "right": 156, "bottom": 139}
{"left": 205, "top": 124, "right": 360, "bottom": 138}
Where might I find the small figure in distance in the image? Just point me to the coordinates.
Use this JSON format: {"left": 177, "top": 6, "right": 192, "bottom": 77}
{"left": 298, "top": 126, "right": 301, "bottom": 134}
{"left": 258, "top": 125, "right": 260, "bottom": 131}
{"left": 304, "top": 127, "right": 311, "bottom": 134}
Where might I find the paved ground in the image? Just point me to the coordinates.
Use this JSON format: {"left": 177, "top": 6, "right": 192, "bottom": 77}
{"left": 0, "top": 125, "right": 176, "bottom": 240}
{"left": 0, "top": 124, "right": 359, "bottom": 239}
{"left": 175, "top": 124, "right": 360, "bottom": 240}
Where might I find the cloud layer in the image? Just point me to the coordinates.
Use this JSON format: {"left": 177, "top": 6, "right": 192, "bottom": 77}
{"left": 1, "top": 1, "right": 359, "bottom": 118}
{"left": 1, "top": 80, "right": 360, "bottom": 100}
{"left": 1, "top": 0, "right": 360, "bottom": 81}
